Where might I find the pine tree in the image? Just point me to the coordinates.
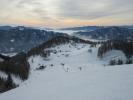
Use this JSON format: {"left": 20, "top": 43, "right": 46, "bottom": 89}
{"left": 117, "top": 59, "right": 123, "bottom": 65}
{"left": 109, "top": 60, "right": 116, "bottom": 65}
{"left": 5, "top": 74, "right": 13, "bottom": 88}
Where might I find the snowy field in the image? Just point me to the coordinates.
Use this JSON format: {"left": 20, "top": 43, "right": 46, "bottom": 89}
{"left": 0, "top": 43, "right": 133, "bottom": 100}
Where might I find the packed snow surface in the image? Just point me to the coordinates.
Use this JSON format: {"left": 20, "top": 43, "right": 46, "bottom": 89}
{"left": 0, "top": 43, "right": 133, "bottom": 100}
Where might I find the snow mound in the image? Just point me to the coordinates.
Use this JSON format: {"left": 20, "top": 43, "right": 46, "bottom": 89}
{"left": 0, "top": 43, "right": 133, "bottom": 100}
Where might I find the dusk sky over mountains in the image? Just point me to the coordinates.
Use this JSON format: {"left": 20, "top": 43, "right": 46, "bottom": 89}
{"left": 0, "top": 0, "right": 133, "bottom": 28}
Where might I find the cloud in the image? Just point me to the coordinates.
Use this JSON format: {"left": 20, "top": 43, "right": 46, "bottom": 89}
{"left": 0, "top": 0, "right": 133, "bottom": 27}
{"left": 55, "top": 0, "right": 133, "bottom": 20}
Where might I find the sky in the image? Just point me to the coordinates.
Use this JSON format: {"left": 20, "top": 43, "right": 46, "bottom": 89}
{"left": 0, "top": 0, "right": 133, "bottom": 28}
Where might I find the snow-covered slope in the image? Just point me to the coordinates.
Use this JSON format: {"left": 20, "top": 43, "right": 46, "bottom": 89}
{"left": 0, "top": 43, "right": 133, "bottom": 100}
{"left": 28, "top": 43, "right": 100, "bottom": 71}
{"left": 1, "top": 53, "right": 17, "bottom": 57}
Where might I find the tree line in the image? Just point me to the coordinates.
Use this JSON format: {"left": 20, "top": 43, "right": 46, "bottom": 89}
{"left": 98, "top": 40, "right": 133, "bottom": 65}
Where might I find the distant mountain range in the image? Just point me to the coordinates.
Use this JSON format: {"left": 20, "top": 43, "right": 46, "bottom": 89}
{"left": 0, "top": 26, "right": 67, "bottom": 53}
{"left": 0, "top": 25, "right": 133, "bottom": 53}
{"left": 60, "top": 25, "right": 133, "bottom": 31}
{"left": 0, "top": 26, "right": 13, "bottom": 30}
{"left": 73, "top": 26, "right": 133, "bottom": 40}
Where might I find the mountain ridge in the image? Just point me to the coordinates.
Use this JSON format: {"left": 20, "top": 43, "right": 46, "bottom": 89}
{"left": 0, "top": 26, "right": 66, "bottom": 53}
{"left": 74, "top": 26, "right": 133, "bottom": 40}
